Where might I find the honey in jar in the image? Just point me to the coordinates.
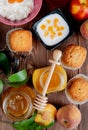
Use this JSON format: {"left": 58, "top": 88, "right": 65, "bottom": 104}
{"left": 1, "top": 85, "right": 36, "bottom": 121}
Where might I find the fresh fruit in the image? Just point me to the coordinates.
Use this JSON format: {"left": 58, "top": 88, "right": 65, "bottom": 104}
{"left": 80, "top": 19, "right": 88, "bottom": 40}
{"left": 13, "top": 112, "right": 55, "bottom": 130}
{"left": 35, "top": 104, "right": 57, "bottom": 126}
{"left": 32, "top": 65, "right": 67, "bottom": 94}
{"left": 56, "top": 104, "right": 81, "bottom": 129}
{"left": 70, "top": 0, "right": 88, "bottom": 20}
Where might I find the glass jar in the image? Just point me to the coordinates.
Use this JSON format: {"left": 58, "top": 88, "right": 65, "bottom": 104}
{"left": 1, "top": 85, "right": 36, "bottom": 121}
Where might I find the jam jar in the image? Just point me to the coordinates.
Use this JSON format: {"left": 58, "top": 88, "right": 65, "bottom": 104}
{"left": 1, "top": 85, "right": 36, "bottom": 121}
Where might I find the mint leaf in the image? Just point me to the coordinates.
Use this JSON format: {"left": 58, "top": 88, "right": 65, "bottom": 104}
{"left": 0, "top": 52, "right": 10, "bottom": 75}
{"left": 13, "top": 112, "right": 36, "bottom": 129}
{"left": 8, "top": 69, "right": 27, "bottom": 83}
{"left": 0, "top": 80, "right": 3, "bottom": 93}
{"left": 8, "top": 77, "right": 29, "bottom": 87}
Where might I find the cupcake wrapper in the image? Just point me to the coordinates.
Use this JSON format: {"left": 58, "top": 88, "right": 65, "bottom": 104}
{"left": 60, "top": 58, "right": 82, "bottom": 70}
{"left": 6, "top": 28, "right": 23, "bottom": 52}
{"left": 65, "top": 74, "right": 88, "bottom": 105}
{"left": 6, "top": 28, "right": 33, "bottom": 54}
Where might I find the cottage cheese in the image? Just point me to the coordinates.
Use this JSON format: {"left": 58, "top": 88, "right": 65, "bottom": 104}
{"left": 0, "top": 0, "right": 34, "bottom": 21}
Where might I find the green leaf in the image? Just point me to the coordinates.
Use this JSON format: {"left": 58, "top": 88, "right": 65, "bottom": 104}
{"left": 13, "top": 121, "right": 21, "bottom": 126}
{"left": 19, "top": 112, "right": 36, "bottom": 127}
{"left": 28, "top": 122, "right": 39, "bottom": 129}
{"left": 13, "top": 112, "right": 36, "bottom": 129}
{"left": 13, "top": 125, "right": 25, "bottom": 130}
{"left": 34, "top": 121, "right": 55, "bottom": 130}
{"left": 8, "top": 77, "right": 29, "bottom": 87}
{"left": 8, "top": 69, "right": 27, "bottom": 83}
{"left": 0, "top": 52, "right": 10, "bottom": 75}
{"left": 16, "top": 127, "right": 25, "bottom": 130}
{"left": 35, "top": 125, "right": 43, "bottom": 130}
{"left": 12, "top": 122, "right": 26, "bottom": 130}
{"left": 0, "top": 80, "right": 3, "bottom": 93}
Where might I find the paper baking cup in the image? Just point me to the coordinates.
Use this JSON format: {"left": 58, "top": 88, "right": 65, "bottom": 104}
{"left": 65, "top": 74, "right": 88, "bottom": 105}
{"left": 6, "top": 28, "right": 33, "bottom": 54}
{"left": 60, "top": 58, "right": 82, "bottom": 70}
{"left": 6, "top": 28, "right": 23, "bottom": 53}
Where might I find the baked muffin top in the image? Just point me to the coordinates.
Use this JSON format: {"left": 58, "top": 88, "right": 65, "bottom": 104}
{"left": 61, "top": 44, "right": 87, "bottom": 69}
{"left": 9, "top": 29, "right": 32, "bottom": 52}
{"left": 67, "top": 77, "right": 88, "bottom": 102}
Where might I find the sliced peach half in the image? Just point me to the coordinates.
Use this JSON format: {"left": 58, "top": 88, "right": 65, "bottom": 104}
{"left": 35, "top": 104, "right": 57, "bottom": 126}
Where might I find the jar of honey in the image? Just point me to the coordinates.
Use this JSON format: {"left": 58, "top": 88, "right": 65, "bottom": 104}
{"left": 1, "top": 85, "right": 36, "bottom": 121}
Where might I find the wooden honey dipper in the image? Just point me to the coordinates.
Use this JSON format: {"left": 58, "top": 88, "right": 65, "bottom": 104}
{"left": 33, "top": 49, "right": 62, "bottom": 111}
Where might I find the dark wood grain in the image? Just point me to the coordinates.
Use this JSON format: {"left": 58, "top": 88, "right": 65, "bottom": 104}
{"left": 0, "top": 0, "right": 88, "bottom": 130}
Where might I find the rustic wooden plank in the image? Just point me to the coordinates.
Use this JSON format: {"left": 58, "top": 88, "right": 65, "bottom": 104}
{"left": 0, "top": 23, "right": 11, "bottom": 51}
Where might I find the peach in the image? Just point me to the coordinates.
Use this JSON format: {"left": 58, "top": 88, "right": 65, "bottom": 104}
{"left": 35, "top": 104, "right": 57, "bottom": 126}
{"left": 80, "top": 19, "right": 88, "bottom": 40}
{"left": 56, "top": 104, "right": 81, "bottom": 129}
{"left": 70, "top": 0, "right": 88, "bottom": 20}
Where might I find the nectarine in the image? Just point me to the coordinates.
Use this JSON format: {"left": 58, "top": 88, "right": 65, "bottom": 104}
{"left": 56, "top": 104, "right": 81, "bottom": 129}
{"left": 80, "top": 19, "right": 88, "bottom": 40}
{"left": 70, "top": 0, "right": 88, "bottom": 21}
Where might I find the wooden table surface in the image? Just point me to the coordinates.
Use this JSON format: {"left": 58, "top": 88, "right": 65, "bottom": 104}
{"left": 0, "top": 0, "right": 88, "bottom": 130}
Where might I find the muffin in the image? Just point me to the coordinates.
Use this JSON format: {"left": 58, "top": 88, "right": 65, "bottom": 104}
{"left": 61, "top": 44, "right": 87, "bottom": 69}
{"left": 6, "top": 28, "right": 32, "bottom": 52}
{"left": 65, "top": 74, "right": 88, "bottom": 104}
